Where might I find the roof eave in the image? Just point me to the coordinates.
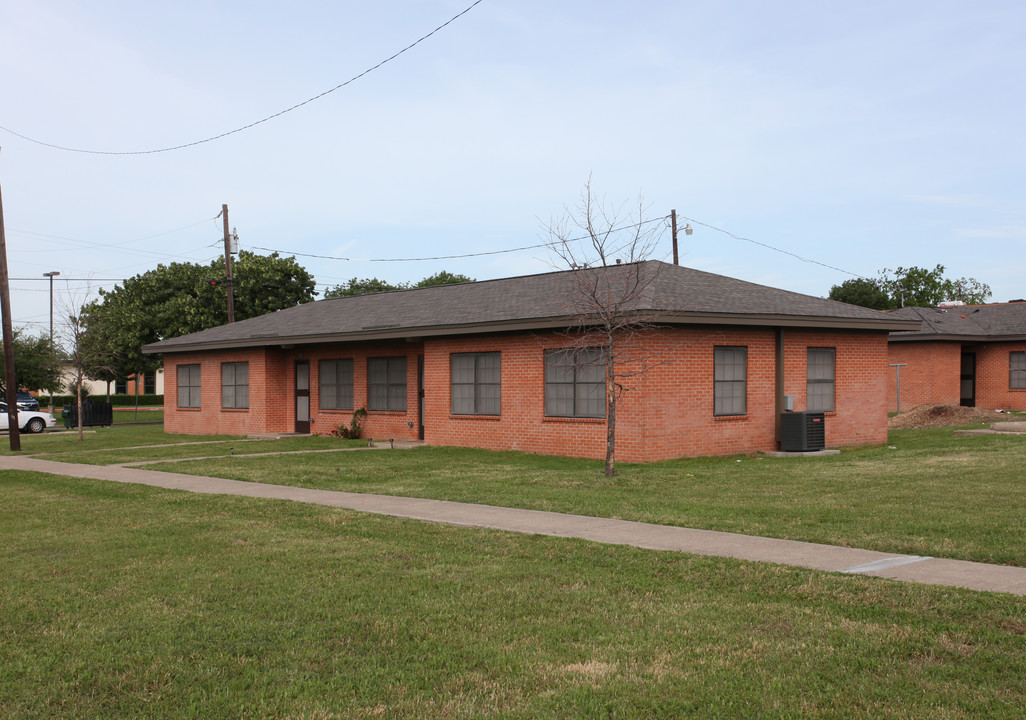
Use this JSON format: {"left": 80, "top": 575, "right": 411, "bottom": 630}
{"left": 889, "top": 333, "right": 1026, "bottom": 343}
{"left": 142, "top": 316, "right": 580, "bottom": 354}
{"left": 648, "top": 312, "right": 920, "bottom": 332}
{"left": 144, "top": 311, "right": 915, "bottom": 355}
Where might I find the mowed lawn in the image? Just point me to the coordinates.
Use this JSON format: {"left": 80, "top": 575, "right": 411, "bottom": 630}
{"left": 2, "top": 470, "right": 1025, "bottom": 719}
{"left": 4, "top": 424, "right": 1026, "bottom": 717}
{"left": 21, "top": 423, "right": 1026, "bottom": 567}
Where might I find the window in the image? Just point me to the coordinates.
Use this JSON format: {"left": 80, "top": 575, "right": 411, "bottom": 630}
{"left": 544, "top": 348, "right": 605, "bottom": 418}
{"left": 714, "top": 346, "right": 747, "bottom": 416}
{"left": 807, "top": 347, "right": 836, "bottom": 412}
{"left": 221, "top": 362, "right": 249, "bottom": 409}
{"left": 319, "top": 359, "right": 354, "bottom": 410}
{"left": 177, "top": 365, "right": 201, "bottom": 408}
{"left": 143, "top": 373, "right": 156, "bottom": 395}
{"left": 1012, "top": 351, "right": 1026, "bottom": 389}
{"left": 368, "top": 357, "right": 407, "bottom": 412}
{"left": 451, "top": 352, "right": 501, "bottom": 415}
{"left": 114, "top": 379, "right": 127, "bottom": 395}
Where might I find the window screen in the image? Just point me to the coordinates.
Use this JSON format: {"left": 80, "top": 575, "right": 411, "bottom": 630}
{"left": 221, "top": 362, "right": 249, "bottom": 409}
{"left": 544, "top": 348, "right": 605, "bottom": 418}
{"left": 177, "top": 364, "right": 201, "bottom": 408}
{"left": 319, "top": 359, "right": 354, "bottom": 410}
{"left": 1012, "top": 351, "right": 1026, "bottom": 390}
{"left": 714, "top": 346, "right": 747, "bottom": 416}
{"left": 368, "top": 357, "right": 407, "bottom": 412}
{"left": 451, "top": 352, "right": 501, "bottom": 415}
{"left": 807, "top": 347, "right": 836, "bottom": 412}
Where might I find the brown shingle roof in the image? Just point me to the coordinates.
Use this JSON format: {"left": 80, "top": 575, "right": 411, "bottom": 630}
{"left": 888, "top": 302, "right": 1026, "bottom": 342}
{"left": 144, "top": 261, "right": 919, "bottom": 354}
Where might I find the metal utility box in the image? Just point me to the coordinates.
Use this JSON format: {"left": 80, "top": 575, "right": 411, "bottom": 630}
{"left": 780, "top": 411, "right": 825, "bottom": 452}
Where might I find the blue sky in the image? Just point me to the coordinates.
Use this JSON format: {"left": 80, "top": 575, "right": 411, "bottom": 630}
{"left": 2, "top": 0, "right": 1024, "bottom": 338}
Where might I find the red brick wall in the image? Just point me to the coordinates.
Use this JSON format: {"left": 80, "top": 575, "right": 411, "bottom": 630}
{"left": 780, "top": 330, "right": 890, "bottom": 449}
{"left": 164, "top": 347, "right": 290, "bottom": 436}
{"left": 974, "top": 342, "right": 1026, "bottom": 410}
{"left": 424, "top": 327, "right": 890, "bottom": 461}
{"left": 164, "top": 342, "right": 425, "bottom": 440}
{"left": 886, "top": 342, "right": 961, "bottom": 411}
{"left": 163, "top": 327, "right": 892, "bottom": 460}
{"left": 305, "top": 343, "right": 423, "bottom": 442}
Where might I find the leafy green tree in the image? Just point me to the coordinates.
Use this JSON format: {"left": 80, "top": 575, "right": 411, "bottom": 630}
{"left": 829, "top": 265, "right": 991, "bottom": 309}
{"left": 414, "top": 271, "right": 474, "bottom": 288}
{"left": 324, "top": 272, "right": 474, "bottom": 298}
{"left": 82, "top": 252, "right": 316, "bottom": 378}
{"left": 828, "top": 278, "right": 895, "bottom": 310}
{"left": 880, "top": 265, "right": 991, "bottom": 307}
{"left": 323, "top": 277, "right": 405, "bottom": 298}
{"left": 0, "top": 330, "right": 62, "bottom": 394}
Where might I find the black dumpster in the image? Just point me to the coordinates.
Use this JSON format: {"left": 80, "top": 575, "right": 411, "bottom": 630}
{"left": 64, "top": 400, "right": 114, "bottom": 429}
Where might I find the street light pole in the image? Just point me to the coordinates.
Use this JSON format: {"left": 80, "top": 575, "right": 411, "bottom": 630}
{"left": 43, "top": 271, "right": 59, "bottom": 413}
{"left": 43, "top": 271, "right": 59, "bottom": 345}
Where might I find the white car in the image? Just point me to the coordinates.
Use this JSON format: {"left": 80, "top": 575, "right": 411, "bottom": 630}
{"left": 0, "top": 402, "right": 57, "bottom": 433}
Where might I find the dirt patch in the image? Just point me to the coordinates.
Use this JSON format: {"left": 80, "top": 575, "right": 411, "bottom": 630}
{"left": 888, "top": 403, "right": 1019, "bottom": 430}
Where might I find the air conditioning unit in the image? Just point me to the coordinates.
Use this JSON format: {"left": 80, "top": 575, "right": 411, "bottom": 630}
{"left": 780, "top": 411, "right": 826, "bottom": 452}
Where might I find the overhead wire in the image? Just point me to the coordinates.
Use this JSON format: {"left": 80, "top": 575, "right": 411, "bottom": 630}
{"left": 675, "top": 214, "right": 866, "bottom": 280}
{"left": 9, "top": 209, "right": 867, "bottom": 295}
{"left": 249, "top": 216, "right": 669, "bottom": 264}
{"left": 0, "top": 0, "right": 486, "bottom": 156}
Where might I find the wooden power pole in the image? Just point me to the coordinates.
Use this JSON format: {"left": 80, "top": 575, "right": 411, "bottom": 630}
{"left": 671, "top": 209, "right": 679, "bottom": 265}
{"left": 670, "top": 209, "right": 692, "bottom": 266}
{"left": 222, "top": 204, "right": 235, "bottom": 323}
{"left": 0, "top": 150, "right": 22, "bottom": 450}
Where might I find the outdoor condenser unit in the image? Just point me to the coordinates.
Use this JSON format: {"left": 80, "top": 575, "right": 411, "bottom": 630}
{"left": 780, "top": 411, "right": 826, "bottom": 452}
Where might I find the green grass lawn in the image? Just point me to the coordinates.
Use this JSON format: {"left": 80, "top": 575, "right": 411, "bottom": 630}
{"left": 21, "top": 423, "right": 1023, "bottom": 567}
{"left": 2, "top": 471, "right": 1024, "bottom": 719}
{"left": 111, "top": 409, "right": 164, "bottom": 423}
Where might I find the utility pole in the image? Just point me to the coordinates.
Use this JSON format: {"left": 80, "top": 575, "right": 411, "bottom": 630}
{"left": 43, "top": 271, "right": 60, "bottom": 413}
{"left": 669, "top": 209, "right": 693, "bottom": 266}
{"left": 671, "top": 209, "right": 679, "bottom": 265}
{"left": 222, "top": 203, "right": 235, "bottom": 323}
{"left": 0, "top": 149, "right": 21, "bottom": 450}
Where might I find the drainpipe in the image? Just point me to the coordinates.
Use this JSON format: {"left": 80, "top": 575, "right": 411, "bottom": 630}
{"left": 775, "top": 328, "right": 785, "bottom": 445}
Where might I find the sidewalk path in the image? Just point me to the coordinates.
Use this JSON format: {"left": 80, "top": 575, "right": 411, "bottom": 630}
{"left": 3, "top": 455, "right": 1025, "bottom": 597}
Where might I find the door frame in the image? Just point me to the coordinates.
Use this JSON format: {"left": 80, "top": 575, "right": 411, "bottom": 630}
{"left": 417, "top": 354, "right": 425, "bottom": 441}
{"left": 960, "top": 351, "right": 976, "bottom": 408}
{"left": 295, "top": 360, "right": 311, "bottom": 433}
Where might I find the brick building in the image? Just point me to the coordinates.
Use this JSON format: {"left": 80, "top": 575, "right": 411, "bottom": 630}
{"left": 887, "top": 303, "right": 1026, "bottom": 412}
{"left": 144, "top": 261, "right": 917, "bottom": 461}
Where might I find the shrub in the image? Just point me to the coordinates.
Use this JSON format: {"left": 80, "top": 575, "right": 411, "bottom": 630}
{"left": 331, "top": 407, "right": 368, "bottom": 439}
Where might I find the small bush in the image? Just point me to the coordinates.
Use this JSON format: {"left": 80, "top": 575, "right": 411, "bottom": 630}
{"left": 331, "top": 407, "right": 368, "bottom": 439}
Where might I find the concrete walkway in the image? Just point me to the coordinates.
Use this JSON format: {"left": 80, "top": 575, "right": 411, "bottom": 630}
{"left": 3, "top": 454, "right": 1025, "bottom": 597}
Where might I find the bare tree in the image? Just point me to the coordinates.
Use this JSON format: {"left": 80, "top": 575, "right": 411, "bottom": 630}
{"left": 546, "top": 179, "right": 667, "bottom": 476}
{"left": 56, "top": 284, "right": 115, "bottom": 441}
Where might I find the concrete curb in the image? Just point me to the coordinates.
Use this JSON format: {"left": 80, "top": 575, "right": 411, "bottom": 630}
{"left": 2, "top": 455, "right": 1024, "bottom": 596}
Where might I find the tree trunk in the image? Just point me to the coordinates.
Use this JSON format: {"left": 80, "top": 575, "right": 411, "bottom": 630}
{"left": 604, "top": 349, "right": 616, "bottom": 477}
{"left": 76, "top": 377, "right": 84, "bottom": 442}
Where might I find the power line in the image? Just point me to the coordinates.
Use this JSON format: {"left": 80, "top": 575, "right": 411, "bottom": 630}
{"left": 7, "top": 209, "right": 865, "bottom": 288}
{"left": 676, "top": 214, "right": 866, "bottom": 280}
{"left": 251, "top": 217, "right": 669, "bottom": 264}
{"left": 10, "top": 277, "right": 129, "bottom": 282}
{"left": 0, "top": 0, "right": 486, "bottom": 156}
{"left": 249, "top": 241, "right": 553, "bottom": 264}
